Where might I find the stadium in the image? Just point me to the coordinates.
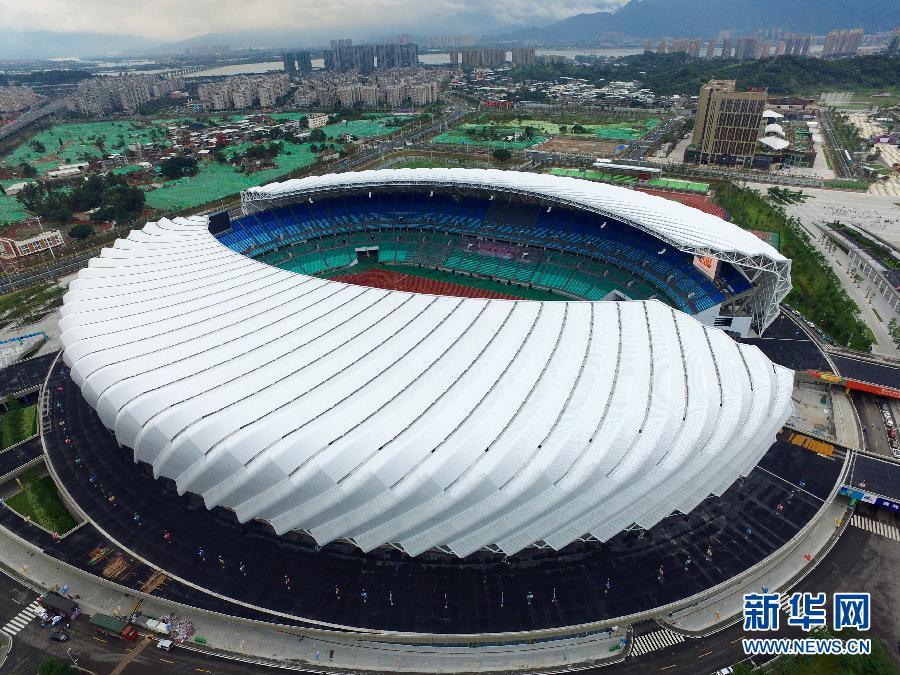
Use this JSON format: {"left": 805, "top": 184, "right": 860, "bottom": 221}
{"left": 41, "top": 169, "right": 844, "bottom": 637}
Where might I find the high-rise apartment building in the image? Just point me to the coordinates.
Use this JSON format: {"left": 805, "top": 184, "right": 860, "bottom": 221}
{"left": 658, "top": 39, "right": 669, "bottom": 54}
{"left": 297, "top": 52, "right": 313, "bottom": 75}
{"left": 887, "top": 29, "right": 900, "bottom": 56}
{"left": 325, "top": 43, "right": 417, "bottom": 73}
{"left": 822, "top": 29, "right": 863, "bottom": 57}
{"left": 460, "top": 48, "right": 506, "bottom": 68}
{"left": 721, "top": 37, "right": 734, "bottom": 59}
{"left": 282, "top": 52, "right": 313, "bottom": 76}
{"left": 511, "top": 47, "right": 536, "bottom": 66}
{"left": 692, "top": 79, "right": 767, "bottom": 166}
{"left": 706, "top": 38, "right": 717, "bottom": 58}
{"left": 688, "top": 39, "right": 702, "bottom": 58}
{"left": 643, "top": 40, "right": 653, "bottom": 53}
{"left": 283, "top": 53, "right": 297, "bottom": 76}
{"left": 672, "top": 38, "right": 689, "bottom": 54}
{"left": 734, "top": 38, "right": 758, "bottom": 60}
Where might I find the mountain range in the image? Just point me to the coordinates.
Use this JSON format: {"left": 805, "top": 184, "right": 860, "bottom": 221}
{"left": 502, "top": 0, "right": 900, "bottom": 42}
{"left": 3, "top": 0, "right": 900, "bottom": 60}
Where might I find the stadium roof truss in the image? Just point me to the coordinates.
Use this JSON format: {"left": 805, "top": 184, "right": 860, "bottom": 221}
{"left": 59, "top": 170, "right": 796, "bottom": 559}
{"left": 242, "top": 169, "right": 791, "bottom": 334}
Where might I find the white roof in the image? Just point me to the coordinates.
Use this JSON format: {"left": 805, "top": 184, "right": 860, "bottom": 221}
{"left": 759, "top": 136, "right": 790, "bottom": 150}
{"left": 244, "top": 169, "right": 787, "bottom": 263}
{"left": 765, "top": 123, "right": 785, "bottom": 136}
{"left": 59, "top": 214, "right": 794, "bottom": 558}
{"left": 762, "top": 110, "right": 784, "bottom": 119}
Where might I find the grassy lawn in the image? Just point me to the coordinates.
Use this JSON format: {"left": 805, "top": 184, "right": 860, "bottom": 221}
{"left": 504, "top": 117, "right": 660, "bottom": 140}
{"left": 0, "top": 399, "right": 38, "bottom": 450}
{"left": 6, "top": 472, "right": 78, "bottom": 535}
{"left": 433, "top": 125, "right": 547, "bottom": 149}
{"left": 143, "top": 143, "right": 320, "bottom": 211}
{"left": 548, "top": 167, "right": 709, "bottom": 194}
{"left": 0, "top": 281, "right": 66, "bottom": 329}
{"left": 2, "top": 120, "right": 173, "bottom": 173}
{"left": 0, "top": 179, "right": 31, "bottom": 224}
{"left": 762, "top": 630, "right": 900, "bottom": 675}
{"left": 2, "top": 114, "right": 411, "bottom": 223}
{"left": 715, "top": 182, "right": 875, "bottom": 351}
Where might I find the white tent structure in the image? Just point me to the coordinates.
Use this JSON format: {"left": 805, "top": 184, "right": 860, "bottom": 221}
{"left": 765, "top": 123, "right": 786, "bottom": 136}
{"left": 759, "top": 136, "right": 791, "bottom": 151}
{"left": 59, "top": 172, "right": 796, "bottom": 558}
{"left": 762, "top": 110, "right": 784, "bottom": 119}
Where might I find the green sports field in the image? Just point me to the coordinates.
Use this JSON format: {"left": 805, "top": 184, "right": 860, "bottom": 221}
{"left": 433, "top": 116, "right": 661, "bottom": 150}
{"left": 548, "top": 168, "right": 709, "bottom": 194}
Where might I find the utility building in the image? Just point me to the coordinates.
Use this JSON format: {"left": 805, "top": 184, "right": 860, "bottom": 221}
{"left": 691, "top": 79, "right": 767, "bottom": 167}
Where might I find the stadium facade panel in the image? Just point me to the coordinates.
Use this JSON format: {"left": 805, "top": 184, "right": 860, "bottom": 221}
{"left": 60, "top": 171, "right": 795, "bottom": 558}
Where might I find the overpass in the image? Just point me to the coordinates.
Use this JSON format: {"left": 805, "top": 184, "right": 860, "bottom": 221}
{"left": 841, "top": 453, "right": 900, "bottom": 512}
{"left": 805, "top": 349, "right": 900, "bottom": 399}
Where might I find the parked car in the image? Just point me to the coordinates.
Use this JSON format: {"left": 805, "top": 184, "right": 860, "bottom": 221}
{"left": 156, "top": 639, "right": 174, "bottom": 652}
{"left": 49, "top": 631, "right": 69, "bottom": 642}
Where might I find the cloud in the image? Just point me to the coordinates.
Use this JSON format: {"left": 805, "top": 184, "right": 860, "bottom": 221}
{"left": 0, "top": 0, "right": 627, "bottom": 42}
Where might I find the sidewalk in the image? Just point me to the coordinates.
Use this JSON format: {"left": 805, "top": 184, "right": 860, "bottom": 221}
{"left": 664, "top": 499, "right": 849, "bottom": 635}
{"left": 0, "top": 527, "right": 625, "bottom": 673}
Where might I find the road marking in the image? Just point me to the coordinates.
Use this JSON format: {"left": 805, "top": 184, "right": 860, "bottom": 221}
{"left": 632, "top": 629, "right": 686, "bottom": 656}
{"left": 1, "top": 601, "right": 42, "bottom": 636}
{"left": 659, "top": 665, "right": 677, "bottom": 670}
{"left": 196, "top": 669, "right": 212, "bottom": 673}
{"left": 92, "top": 636, "right": 107, "bottom": 643}
{"left": 850, "top": 514, "right": 900, "bottom": 541}
{"left": 697, "top": 650, "right": 713, "bottom": 658}
{"left": 159, "top": 658, "right": 176, "bottom": 664}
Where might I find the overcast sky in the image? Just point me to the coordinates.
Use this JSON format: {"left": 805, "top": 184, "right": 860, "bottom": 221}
{"left": 0, "top": 0, "right": 628, "bottom": 41}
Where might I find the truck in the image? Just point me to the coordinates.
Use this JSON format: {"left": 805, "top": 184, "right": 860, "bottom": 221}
{"left": 89, "top": 613, "right": 138, "bottom": 641}
{"left": 129, "top": 614, "right": 171, "bottom": 636}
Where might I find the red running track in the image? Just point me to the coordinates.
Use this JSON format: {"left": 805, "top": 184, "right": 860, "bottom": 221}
{"left": 636, "top": 188, "right": 728, "bottom": 219}
{"left": 330, "top": 268, "right": 521, "bottom": 299}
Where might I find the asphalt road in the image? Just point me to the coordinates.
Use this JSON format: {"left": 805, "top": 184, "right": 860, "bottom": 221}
{"left": 854, "top": 392, "right": 899, "bottom": 459}
{"left": 1, "top": 515, "right": 898, "bottom": 674}
{"left": 596, "top": 515, "right": 900, "bottom": 675}
{"left": 0, "top": 573, "right": 276, "bottom": 675}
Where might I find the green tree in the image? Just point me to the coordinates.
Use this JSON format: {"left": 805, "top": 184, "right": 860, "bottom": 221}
{"left": 19, "top": 162, "right": 37, "bottom": 178}
{"left": 310, "top": 128, "right": 327, "bottom": 142}
{"left": 492, "top": 148, "right": 512, "bottom": 163}
{"left": 38, "top": 656, "right": 77, "bottom": 675}
{"left": 68, "top": 223, "right": 95, "bottom": 241}
{"left": 159, "top": 156, "right": 198, "bottom": 180}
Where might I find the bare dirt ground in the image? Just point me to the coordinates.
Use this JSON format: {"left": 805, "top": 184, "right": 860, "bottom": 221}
{"left": 534, "top": 136, "right": 622, "bottom": 157}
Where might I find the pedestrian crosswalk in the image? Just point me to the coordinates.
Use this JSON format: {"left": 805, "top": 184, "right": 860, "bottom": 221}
{"left": 630, "top": 629, "right": 686, "bottom": 656}
{"left": 1, "top": 600, "right": 41, "bottom": 637}
{"left": 779, "top": 593, "right": 792, "bottom": 614}
{"left": 850, "top": 514, "right": 900, "bottom": 542}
